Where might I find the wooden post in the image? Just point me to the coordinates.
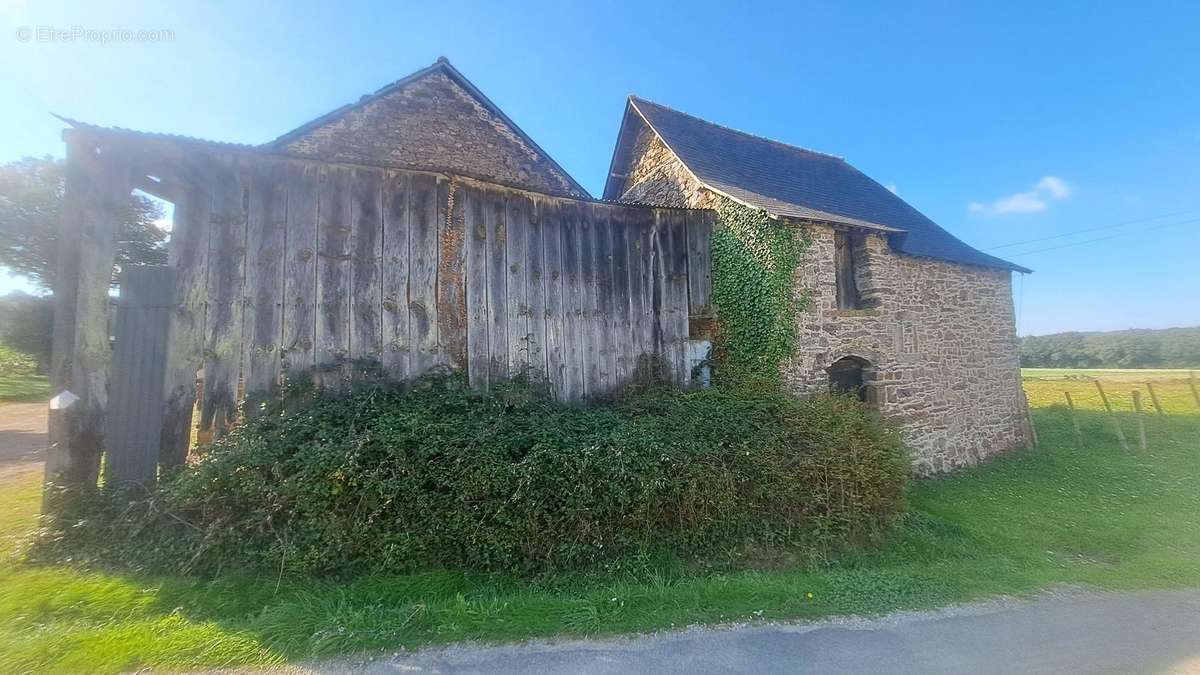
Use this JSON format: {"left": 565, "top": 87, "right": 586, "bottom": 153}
{"left": 45, "top": 135, "right": 131, "bottom": 504}
{"left": 1132, "top": 390, "right": 1147, "bottom": 451}
{"left": 1094, "top": 380, "right": 1130, "bottom": 451}
{"left": 1190, "top": 371, "right": 1200, "bottom": 410}
{"left": 1145, "top": 382, "right": 1164, "bottom": 416}
{"left": 1094, "top": 379, "right": 1112, "bottom": 413}
{"left": 1064, "top": 391, "right": 1083, "bottom": 445}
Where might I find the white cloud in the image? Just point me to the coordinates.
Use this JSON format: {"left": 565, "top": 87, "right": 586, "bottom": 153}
{"left": 885, "top": 183, "right": 899, "bottom": 195}
{"left": 969, "top": 175, "right": 1072, "bottom": 215}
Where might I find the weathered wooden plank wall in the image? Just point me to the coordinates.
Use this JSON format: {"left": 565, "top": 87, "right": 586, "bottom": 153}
{"left": 122, "top": 154, "right": 712, "bottom": 455}
{"left": 193, "top": 159, "right": 709, "bottom": 408}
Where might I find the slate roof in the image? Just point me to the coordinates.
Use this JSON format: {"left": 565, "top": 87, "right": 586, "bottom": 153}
{"left": 605, "top": 97, "right": 1029, "bottom": 273}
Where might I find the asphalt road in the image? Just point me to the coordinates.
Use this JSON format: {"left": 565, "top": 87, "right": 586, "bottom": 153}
{"left": 324, "top": 589, "right": 1200, "bottom": 674}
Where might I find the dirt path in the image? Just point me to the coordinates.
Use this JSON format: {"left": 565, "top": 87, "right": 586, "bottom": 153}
{"left": 0, "top": 401, "right": 46, "bottom": 485}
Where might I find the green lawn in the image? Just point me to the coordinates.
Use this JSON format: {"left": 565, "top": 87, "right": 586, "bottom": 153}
{"left": 1, "top": 376, "right": 1198, "bottom": 672}
{"left": 0, "top": 373, "right": 49, "bottom": 402}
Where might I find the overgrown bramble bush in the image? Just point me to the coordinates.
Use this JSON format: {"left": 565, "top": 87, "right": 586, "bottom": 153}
{"left": 41, "top": 372, "right": 909, "bottom": 577}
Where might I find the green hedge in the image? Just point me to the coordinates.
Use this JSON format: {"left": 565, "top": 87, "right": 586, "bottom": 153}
{"left": 43, "top": 374, "right": 909, "bottom": 577}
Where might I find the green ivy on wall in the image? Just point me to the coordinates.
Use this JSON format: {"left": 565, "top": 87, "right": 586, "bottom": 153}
{"left": 709, "top": 197, "right": 809, "bottom": 385}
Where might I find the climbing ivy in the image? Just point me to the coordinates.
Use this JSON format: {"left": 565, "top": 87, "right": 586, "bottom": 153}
{"left": 709, "top": 197, "right": 809, "bottom": 385}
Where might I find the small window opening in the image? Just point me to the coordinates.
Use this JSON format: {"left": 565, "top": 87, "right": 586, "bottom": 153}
{"left": 829, "top": 356, "right": 870, "bottom": 402}
{"left": 834, "top": 231, "right": 862, "bottom": 310}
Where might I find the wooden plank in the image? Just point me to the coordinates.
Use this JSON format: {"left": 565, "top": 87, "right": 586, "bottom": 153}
{"left": 408, "top": 173, "right": 440, "bottom": 376}
{"left": 350, "top": 167, "right": 384, "bottom": 366}
{"left": 201, "top": 158, "right": 247, "bottom": 437}
{"left": 686, "top": 209, "right": 713, "bottom": 313}
{"left": 609, "top": 207, "right": 632, "bottom": 389}
{"left": 485, "top": 188, "right": 509, "bottom": 382}
{"left": 505, "top": 193, "right": 530, "bottom": 374}
{"left": 438, "top": 179, "right": 468, "bottom": 371}
{"left": 242, "top": 159, "right": 288, "bottom": 396}
{"left": 558, "top": 200, "right": 585, "bottom": 401}
{"left": 63, "top": 149, "right": 132, "bottom": 487}
{"left": 625, "top": 206, "right": 651, "bottom": 383}
{"left": 525, "top": 197, "right": 548, "bottom": 378}
{"left": 667, "top": 209, "right": 691, "bottom": 385}
{"left": 539, "top": 198, "right": 566, "bottom": 398}
{"left": 463, "top": 185, "right": 490, "bottom": 388}
{"left": 315, "top": 164, "right": 352, "bottom": 376}
{"left": 595, "top": 205, "right": 617, "bottom": 394}
{"left": 380, "top": 170, "right": 411, "bottom": 380}
{"left": 46, "top": 141, "right": 88, "bottom": 495}
{"left": 406, "top": 175, "right": 436, "bottom": 376}
{"left": 578, "top": 203, "right": 600, "bottom": 398}
{"left": 281, "top": 161, "right": 319, "bottom": 376}
{"left": 656, "top": 209, "right": 688, "bottom": 385}
{"left": 159, "top": 177, "right": 211, "bottom": 469}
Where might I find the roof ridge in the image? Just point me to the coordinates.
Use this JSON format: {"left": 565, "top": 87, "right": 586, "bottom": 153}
{"left": 628, "top": 95, "right": 846, "bottom": 162}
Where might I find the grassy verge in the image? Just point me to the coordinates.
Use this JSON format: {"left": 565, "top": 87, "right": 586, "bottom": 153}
{"left": 1, "top": 377, "right": 1198, "bottom": 672}
{"left": 0, "top": 373, "right": 48, "bottom": 402}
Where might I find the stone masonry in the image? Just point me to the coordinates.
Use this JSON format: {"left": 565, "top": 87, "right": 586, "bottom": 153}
{"left": 282, "top": 72, "right": 584, "bottom": 198}
{"left": 617, "top": 124, "right": 1031, "bottom": 474}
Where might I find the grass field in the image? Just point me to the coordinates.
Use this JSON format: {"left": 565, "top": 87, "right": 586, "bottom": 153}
{"left": 0, "top": 373, "right": 49, "bottom": 402}
{"left": 0, "top": 371, "right": 1198, "bottom": 672}
{"left": 1022, "top": 367, "right": 1200, "bottom": 415}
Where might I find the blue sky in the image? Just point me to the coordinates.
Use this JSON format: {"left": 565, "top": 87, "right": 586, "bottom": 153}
{"left": 2, "top": 0, "right": 1197, "bottom": 335}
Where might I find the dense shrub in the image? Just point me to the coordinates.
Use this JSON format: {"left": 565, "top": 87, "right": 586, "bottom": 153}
{"left": 42, "top": 373, "right": 909, "bottom": 577}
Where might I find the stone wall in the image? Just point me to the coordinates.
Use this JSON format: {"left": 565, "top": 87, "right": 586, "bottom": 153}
{"left": 283, "top": 72, "right": 583, "bottom": 198}
{"left": 783, "top": 227, "right": 1029, "bottom": 474}
{"left": 619, "top": 125, "right": 714, "bottom": 208}
{"left": 615, "top": 124, "right": 1031, "bottom": 474}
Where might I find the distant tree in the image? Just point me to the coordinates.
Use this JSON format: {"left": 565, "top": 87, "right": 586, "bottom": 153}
{"left": 0, "top": 156, "right": 167, "bottom": 289}
{"left": 1021, "top": 327, "right": 1200, "bottom": 369}
{"left": 0, "top": 291, "right": 54, "bottom": 371}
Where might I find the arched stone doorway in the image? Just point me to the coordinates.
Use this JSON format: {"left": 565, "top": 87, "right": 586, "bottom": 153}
{"left": 828, "top": 355, "right": 872, "bottom": 402}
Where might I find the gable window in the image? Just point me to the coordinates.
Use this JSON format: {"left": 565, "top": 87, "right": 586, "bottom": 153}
{"left": 834, "top": 231, "right": 862, "bottom": 309}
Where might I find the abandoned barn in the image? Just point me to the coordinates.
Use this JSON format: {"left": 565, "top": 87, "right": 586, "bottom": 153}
{"left": 47, "top": 57, "right": 1030, "bottom": 489}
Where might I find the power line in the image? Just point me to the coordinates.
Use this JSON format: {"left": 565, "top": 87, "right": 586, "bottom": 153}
{"left": 982, "top": 209, "right": 1200, "bottom": 251}
{"left": 1006, "top": 217, "right": 1200, "bottom": 257}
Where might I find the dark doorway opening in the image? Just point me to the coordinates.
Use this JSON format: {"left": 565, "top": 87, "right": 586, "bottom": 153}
{"left": 829, "top": 356, "right": 871, "bottom": 402}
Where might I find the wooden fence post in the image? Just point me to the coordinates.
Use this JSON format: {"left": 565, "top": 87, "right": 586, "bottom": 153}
{"left": 1132, "top": 390, "right": 1147, "bottom": 451}
{"left": 1093, "top": 379, "right": 1112, "bottom": 412}
{"left": 1145, "top": 382, "right": 1164, "bottom": 416}
{"left": 1064, "top": 391, "right": 1083, "bottom": 445}
{"left": 1094, "top": 379, "right": 1130, "bottom": 451}
{"left": 45, "top": 136, "right": 131, "bottom": 507}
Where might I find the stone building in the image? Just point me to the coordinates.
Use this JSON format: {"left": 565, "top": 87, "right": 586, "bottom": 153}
{"left": 59, "top": 58, "right": 1033, "bottom": 475}
{"left": 603, "top": 97, "right": 1033, "bottom": 474}
{"left": 269, "top": 57, "right": 588, "bottom": 198}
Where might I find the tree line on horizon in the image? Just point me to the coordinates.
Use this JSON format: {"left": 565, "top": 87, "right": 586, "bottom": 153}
{"left": 1020, "top": 327, "right": 1200, "bottom": 369}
